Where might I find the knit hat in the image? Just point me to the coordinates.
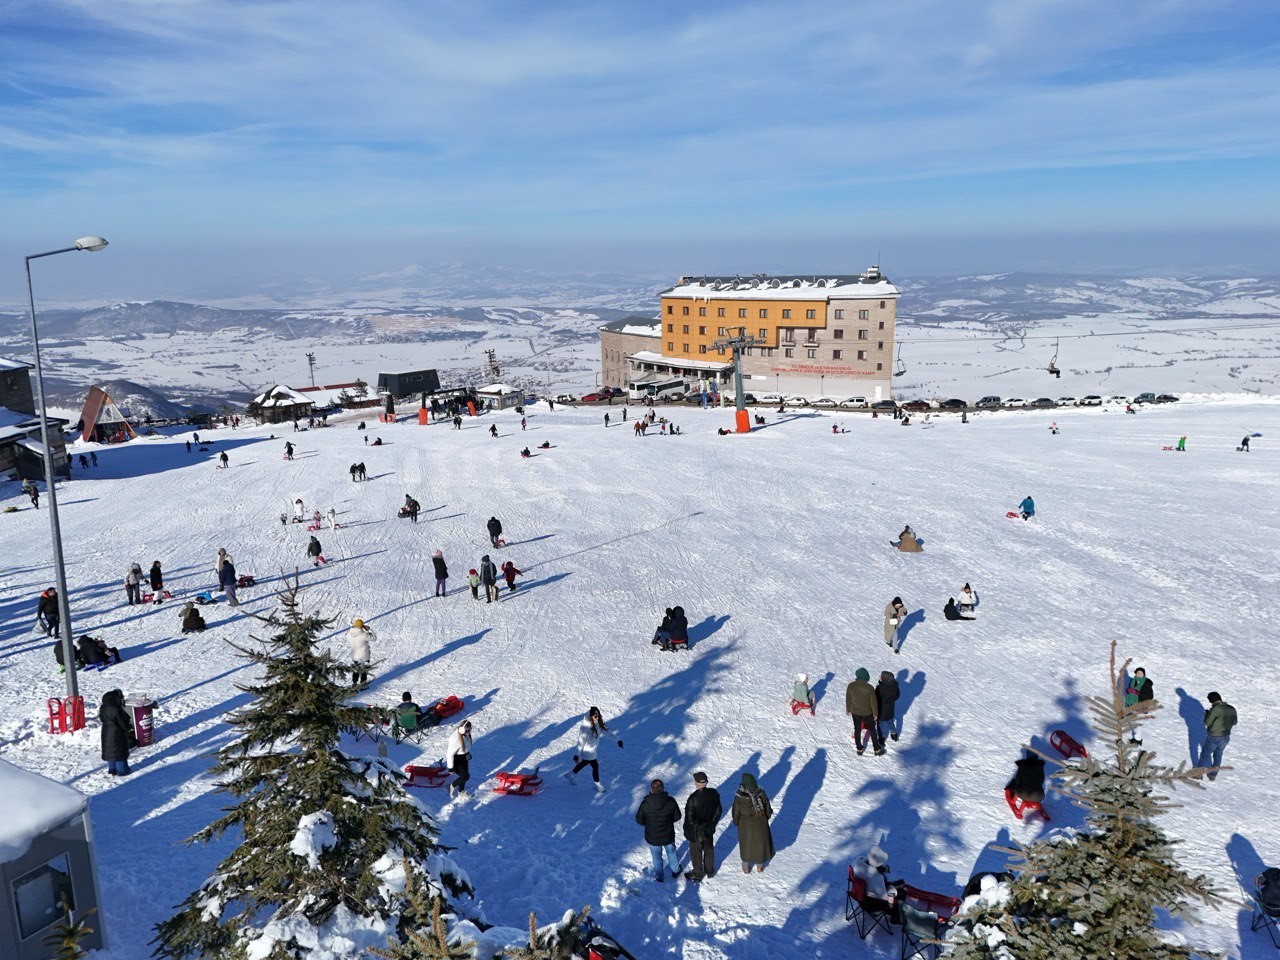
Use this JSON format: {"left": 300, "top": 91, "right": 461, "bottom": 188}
{"left": 693, "top": 771, "right": 708, "bottom": 784}
{"left": 797, "top": 673, "right": 808, "bottom": 683}
{"left": 880, "top": 670, "right": 893, "bottom": 681}
{"left": 856, "top": 667, "right": 870, "bottom": 682}
{"left": 353, "top": 619, "right": 364, "bottom": 628}
{"left": 867, "top": 845, "right": 888, "bottom": 868}
{"left": 432, "top": 550, "right": 442, "bottom": 558}
{"left": 740, "top": 772, "right": 758, "bottom": 790}
{"left": 469, "top": 569, "right": 477, "bottom": 575}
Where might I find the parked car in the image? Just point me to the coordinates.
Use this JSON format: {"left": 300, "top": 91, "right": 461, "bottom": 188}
{"left": 838, "top": 396, "right": 869, "bottom": 408}
{"left": 1029, "top": 398, "right": 1056, "bottom": 408}
{"left": 580, "top": 392, "right": 605, "bottom": 402}
{"left": 810, "top": 397, "right": 838, "bottom": 408}
{"left": 554, "top": 394, "right": 577, "bottom": 403}
{"left": 870, "top": 399, "right": 897, "bottom": 412}
{"left": 1077, "top": 395, "right": 1104, "bottom": 406}
{"left": 1133, "top": 392, "right": 1157, "bottom": 404}
{"left": 975, "top": 396, "right": 1002, "bottom": 409}
{"left": 1108, "top": 395, "right": 1128, "bottom": 404}
{"left": 902, "top": 400, "right": 932, "bottom": 412}
{"left": 939, "top": 398, "right": 967, "bottom": 410}
{"left": 1057, "top": 397, "right": 1076, "bottom": 405}
{"left": 758, "top": 393, "right": 784, "bottom": 405}
{"left": 1155, "top": 394, "right": 1180, "bottom": 403}
{"left": 1002, "top": 398, "right": 1026, "bottom": 408}
{"left": 784, "top": 395, "right": 811, "bottom": 407}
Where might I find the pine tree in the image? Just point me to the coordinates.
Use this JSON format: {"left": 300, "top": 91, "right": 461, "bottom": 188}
{"left": 152, "top": 581, "right": 472, "bottom": 960}
{"left": 502, "top": 908, "right": 592, "bottom": 960}
{"left": 368, "top": 879, "right": 473, "bottom": 960}
{"left": 42, "top": 900, "right": 96, "bottom": 960}
{"left": 948, "top": 641, "right": 1225, "bottom": 960}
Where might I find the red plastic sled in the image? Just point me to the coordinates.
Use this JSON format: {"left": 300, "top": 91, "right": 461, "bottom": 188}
{"left": 141, "top": 590, "right": 172, "bottom": 603}
{"left": 1005, "top": 786, "right": 1050, "bottom": 822}
{"left": 1005, "top": 511, "right": 1020, "bottom": 518}
{"left": 403, "top": 763, "right": 451, "bottom": 788}
{"left": 789, "top": 698, "right": 814, "bottom": 716}
{"left": 237, "top": 575, "right": 256, "bottom": 588}
{"left": 430, "top": 695, "right": 464, "bottom": 721}
{"left": 306, "top": 522, "right": 321, "bottom": 531}
{"left": 1161, "top": 445, "right": 1173, "bottom": 451}
{"left": 1049, "top": 729, "right": 1087, "bottom": 760}
{"left": 494, "top": 537, "right": 507, "bottom": 547}
{"left": 492, "top": 770, "right": 543, "bottom": 796}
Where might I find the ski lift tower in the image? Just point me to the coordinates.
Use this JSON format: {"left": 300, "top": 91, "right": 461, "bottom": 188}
{"left": 710, "top": 327, "right": 760, "bottom": 433}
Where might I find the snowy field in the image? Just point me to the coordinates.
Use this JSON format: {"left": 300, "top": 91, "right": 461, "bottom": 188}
{"left": 2, "top": 397, "right": 1279, "bottom": 959}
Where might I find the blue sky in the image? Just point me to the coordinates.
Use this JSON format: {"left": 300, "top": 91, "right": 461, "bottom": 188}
{"left": 3, "top": 1, "right": 1279, "bottom": 301}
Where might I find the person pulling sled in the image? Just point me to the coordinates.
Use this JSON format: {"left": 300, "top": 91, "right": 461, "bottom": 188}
{"left": 307, "top": 536, "right": 326, "bottom": 566}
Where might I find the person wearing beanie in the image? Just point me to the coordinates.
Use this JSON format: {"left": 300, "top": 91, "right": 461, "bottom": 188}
{"left": 731, "top": 772, "right": 775, "bottom": 873}
{"left": 431, "top": 550, "right": 449, "bottom": 597}
{"left": 479, "top": 554, "right": 499, "bottom": 602}
{"left": 467, "top": 568, "right": 480, "bottom": 600}
{"left": 181, "top": 601, "right": 206, "bottom": 633}
{"left": 876, "top": 671, "right": 901, "bottom": 744}
{"left": 792, "top": 673, "right": 814, "bottom": 711}
{"left": 683, "top": 771, "right": 722, "bottom": 882}
{"left": 884, "top": 597, "right": 908, "bottom": 652}
{"left": 845, "top": 668, "right": 882, "bottom": 755}
{"left": 346, "top": 618, "right": 375, "bottom": 689}
{"left": 1198, "top": 691, "right": 1238, "bottom": 781}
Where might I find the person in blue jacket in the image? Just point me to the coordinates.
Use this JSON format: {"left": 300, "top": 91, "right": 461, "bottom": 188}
{"left": 1019, "top": 495, "right": 1035, "bottom": 520}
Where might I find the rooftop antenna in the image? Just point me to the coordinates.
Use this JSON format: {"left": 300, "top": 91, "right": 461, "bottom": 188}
{"left": 305, "top": 352, "right": 317, "bottom": 388}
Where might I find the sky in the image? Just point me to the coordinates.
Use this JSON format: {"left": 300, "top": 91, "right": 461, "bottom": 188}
{"left": 2, "top": 0, "right": 1280, "bottom": 303}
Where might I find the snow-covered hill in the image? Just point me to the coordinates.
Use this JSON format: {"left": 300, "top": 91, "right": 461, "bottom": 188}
{"left": 1, "top": 397, "right": 1276, "bottom": 959}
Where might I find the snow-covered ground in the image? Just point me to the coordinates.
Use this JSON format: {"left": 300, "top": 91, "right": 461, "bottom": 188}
{"left": 2, "top": 397, "right": 1278, "bottom": 959}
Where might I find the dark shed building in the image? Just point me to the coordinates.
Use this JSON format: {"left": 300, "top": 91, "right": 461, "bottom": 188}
{"left": 377, "top": 370, "right": 440, "bottom": 398}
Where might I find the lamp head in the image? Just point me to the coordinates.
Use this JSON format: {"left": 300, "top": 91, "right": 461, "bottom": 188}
{"left": 74, "top": 236, "right": 108, "bottom": 252}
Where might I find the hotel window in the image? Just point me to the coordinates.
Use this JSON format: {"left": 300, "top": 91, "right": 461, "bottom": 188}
{"left": 667, "top": 342, "right": 674, "bottom": 350}
{"left": 699, "top": 326, "right": 706, "bottom": 335}
{"left": 859, "top": 309, "right": 869, "bottom": 319}
{"left": 682, "top": 325, "right": 689, "bottom": 334}
{"left": 857, "top": 350, "right": 868, "bottom": 360}
{"left": 718, "top": 327, "right": 726, "bottom": 336}
{"left": 717, "top": 347, "right": 726, "bottom": 355}
{"left": 833, "top": 329, "right": 844, "bottom": 340}
{"left": 667, "top": 323, "right": 673, "bottom": 332}
{"left": 682, "top": 306, "right": 689, "bottom": 315}
{"left": 718, "top": 307, "right": 726, "bottom": 317}
{"left": 758, "top": 328, "right": 767, "bottom": 339}
{"left": 698, "top": 307, "right": 706, "bottom": 316}
{"left": 878, "top": 321, "right": 885, "bottom": 330}
{"left": 759, "top": 308, "right": 768, "bottom": 319}
{"left": 699, "top": 345, "right": 707, "bottom": 354}
{"left": 738, "top": 308, "right": 747, "bottom": 318}
{"left": 806, "top": 328, "right": 818, "bottom": 343}
{"left": 877, "top": 341, "right": 884, "bottom": 350}
{"left": 806, "top": 348, "right": 817, "bottom": 359}
{"left": 683, "top": 344, "right": 690, "bottom": 353}
{"left": 834, "top": 309, "right": 844, "bottom": 319}
{"left": 832, "top": 349, "right": 843, "bottom": 360}
{"left": 666, "top": 305, "right": 673, "bottom": 314}
{"left": 880, "top": 300, "right": 886, "bottom": 308}
{"left": 784, "top": 347, "right": 794, "bottom": 358}
{"left": 858, "top": 329, "right": 868, "bottom": 340}
{"left": 805, "top": 309, "right": 816, "bottom": 319}
{"left": 782, "top": 309, "right": 791, "bottom": 319}
{"left": 781, "top": 329, "right": 794, "bottom": 343}
{"left": 876, "top": 362, "right": 883, "bottom": 371}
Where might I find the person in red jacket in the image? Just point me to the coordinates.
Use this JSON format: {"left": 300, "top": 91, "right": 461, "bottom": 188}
{"left": 501, "top": 560, "right": 523, "bottom": 593}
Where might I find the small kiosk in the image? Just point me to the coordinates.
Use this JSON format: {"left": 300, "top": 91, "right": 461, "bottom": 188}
{"left": 0, "top": 760, "right": 105, "bottom": 958}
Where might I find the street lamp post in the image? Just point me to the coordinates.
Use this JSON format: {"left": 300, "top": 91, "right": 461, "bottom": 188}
{"left": 25, "top": 236, "right": 109, "bottom": 703}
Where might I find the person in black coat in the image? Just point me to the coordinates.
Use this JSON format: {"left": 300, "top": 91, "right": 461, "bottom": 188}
{"left": 100, "top": 689, "right": 137, "bottom": 775}
{"left": 876, "top": 671, "right": 901, "bottom": 744}
{"left": 944, "top": 598, "right": 975, "bottom": 621}
{"left": 635, "top": 779, "right": 682, "bottom": 882}
{"left": 53, "top": 640, "right": 84, "bottom": 672}
{"left": 668, "top": 606, "right": 689, "bottom": 646}
{"left": 478, "top": 555, "right": 499, "bottom": 602}
{"left": 486, "top": 516, "right": 503, "bottom": 546}
{"left": 1007, "top": 752, "right": 1046, "bottom": 803}
{"left": 683, "top": 772, "right": 723, "bottom": 882}
{"left": 149, "top": 561, "right": 164, "bottom": 593}
{"left": 652, "top": 608, "right": 674, "bottom": 647}
{"left": 77, "top": 635, "right": 121, "bottom": 669}
{"left": 37, "top": 588, "right": 60, "bottom": 636}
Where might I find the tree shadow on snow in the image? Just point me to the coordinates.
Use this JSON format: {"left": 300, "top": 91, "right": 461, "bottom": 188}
{"left": 90, "top": 435, "right": 266, "bottom": 480}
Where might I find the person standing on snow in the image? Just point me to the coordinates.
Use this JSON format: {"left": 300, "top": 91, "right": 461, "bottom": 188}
{"left": 293, "top": 498, "right": 306, "bottom": 522}
{"left": 683, "top": 771, "right": 722, "bottom": 883}
{"left": 846, "top": 667, "right": 883, "bottom": 756}
{"left": 404, "top": 494, "right": 420, "bottom": 523}
{"left": 100, "top": 689, "right": 137, "bottom": 776}
{"left": 635, "top": 779, "right": 682, "bottom": 883}
{"left": 36, "top": 588, "right": 60, "bottom": 636}
{"left": 218, "top": 451, "right": 229, "bottom": 469}
{"left": 876, "top": 671, "right": 901, "bottom": 744}
{"left": 564, "top": 706, "right": 622, "bottom": 792}
{"left": 1240, "top": 435, "right": 1250, "bottom": 452}
{"left": 431, "top": 550, "right": 449, "bottom": 596}
{"left": 25, "top": 479, "right": 40, "bottom": 508}
{"left": 346, "top": 618, "right": 374, "bottom": 689}
{"left": 219, "top": 555, "right": 239, "bottom": 607}
{"left": 731, "top": 772, "right": 775, "bottom": 874}
{"left": 149, "top": 560, "right": 164, "bottom": 600}
{"left": 479, "top": 555, "right": 499, "bottom": 602}
{"left": 501, "top": 560, "right": 522, "bottom": 592}
{"left": 467, "top": 568, "right": 480, "bottom": 600}
{"left": 124, "top": 563, "right": 143, "bottom": 606}
{"left": 284, "top": 441, "right": 294, "bottom": 461}
{"left": 884, "top": 597, "right": 908, "bottom": 652}
{"left": 1198, "top": 691, "right": 1238, "bottom": 781}
{"left": 307, "top": 536, "right": 325, "bottom": 566}
{"left": 446, "top": 720, "right": 473, "bottom": 797}
{"left": 326, "top": 507, "right": 338, "bottom": 530}
{"left": 486, "top": 516, "right": 503, "bottom": 547}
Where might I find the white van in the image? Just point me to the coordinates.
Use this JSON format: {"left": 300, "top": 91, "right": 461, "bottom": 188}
{"left": 628, "top": 377, "right": 686, "bottom": 402}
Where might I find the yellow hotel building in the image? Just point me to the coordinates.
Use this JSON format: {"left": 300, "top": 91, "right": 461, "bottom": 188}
{"left": 610, "top": 266, "right": 900, "bottom": 401}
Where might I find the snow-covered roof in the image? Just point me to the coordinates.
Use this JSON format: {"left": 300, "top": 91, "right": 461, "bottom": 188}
{"left": 0, "top": 759, "right": 87, "bottom": 862}
{"left": 0, "top": 406, "right": 35, "bottom": 429}
{"left": 600, "top": 316, "right": 661, "bottom": 337}
{"left": 294, "top": 384, "right": 368, "bottom": 408}
{"left": 628, "top": 350, "right": 733, "bottom": 371}
{"left": 17, "top": 437, "right": 48, "bottom": 456}
{"left": 476, "top": 383, "right": 520, "bottom": 395}
{"left": 662, "top": 270, "right": 899, "bottom": 301}
{"left": 0, "top": 356, "right": 33, "bottom": 371}
{"left": 252, "top": 385, "right": 315, "bottom": 408}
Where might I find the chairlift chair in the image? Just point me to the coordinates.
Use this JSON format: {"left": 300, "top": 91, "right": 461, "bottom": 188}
{"left": 1047, "top": 338, "right": 1061, "bottom": 378}
{"left": 893, "top": 344, "right": 906, "bottom": 378}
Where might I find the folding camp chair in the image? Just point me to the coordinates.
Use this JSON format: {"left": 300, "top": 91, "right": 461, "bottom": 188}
{"left": 1254, "top": 871, "right": 1280, "bottom": 949}
{"left": 392, "top": 705, "right": 430, "bottom": 744}
{"left": 347, "top": 705, "right": 387, "bottom": 743}
{"left": 901, "top": 903, "right": 946, "bottom": 960}
{"left": 845, "top": 868, "right": 895, "bottom": 938}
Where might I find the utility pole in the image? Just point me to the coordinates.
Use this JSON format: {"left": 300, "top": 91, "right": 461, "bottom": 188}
{"left": 710, "top": 327, "right": 759, "bottom": 433}
{"left": 306, "top": 352, "right": 317, "bottom": 388}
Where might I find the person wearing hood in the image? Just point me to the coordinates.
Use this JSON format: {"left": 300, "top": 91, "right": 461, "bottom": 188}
{"left": 635, "top": 779, "right": 682, "bottom": 883}
{"left": 218, "top": 554, "right": 239, "bottom": 607}
{"left": 148, "top": 560, "right": 164, "bottom": 594}
{"left": 792, "top": 673, "right": 814, "bottom": 711}
{"left": 293, "top": 498, "right": 306, "bottom": 521}
{"left": 432, "top": 550, "right": 449, "bottom": 596}
{"left": 845, "top": 668, "right": 882, "bottom": 755}
{"left": 944, "top": 597, "right": 976, "bottom": 621}
{"left": 404, "top": 494, "right": 420, "bottom": 523}
{"left": 124, "top": 563, "right": 143, "bottom": 606}
{"left": 731, "top": 772, "right": 775, "bottom": 873}
{"left": 78, "top": 635, "right": 120, "bottom": 669}
{"left": 100, "top": 689, "right": 137, "bottom": 776}
{"left": 852, "top": 845, "right": 893, "bottom": 901}
{"left": 445, "top": 720, "right": 473, "bottom": 797}
{"left": 1124, "top": 667, "right": 1154, "bottom": 707}
{"left": 479, "top": 555, "right": 499, "bottom": 602}
{"left": 652, "top": 608, "right": 674, "bottom": 647}
{"left": 957, "top": 583, "right": 978, "bottom": 613}
{"left": 683, "top": 771, "right": 722, "bottom": 882}
{"left": 876, "top": 671, "right": 901, "bottom": 744}
{"left": 486, "top": 516, "right": 503, "bottom": 547}
{"left": 883, "top": 597, "right": 908, "bottom": 651}
{"left": 307, "top": 535, "right": 325, "bottom": 566}
{"left": 347, "top": 618, "right": 375, "bottom": 689}
{"left": 181, "top": 602, "right": 206, "bottom": 633}
{"left": 667, "top": 606, "right": 689, "bottom": 646}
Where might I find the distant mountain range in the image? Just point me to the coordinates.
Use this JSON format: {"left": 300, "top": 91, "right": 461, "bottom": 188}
{"left": 0, "top": 271, "right": 1276, "bottom": 412}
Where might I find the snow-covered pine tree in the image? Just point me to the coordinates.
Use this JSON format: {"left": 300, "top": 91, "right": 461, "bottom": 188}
{"left": 947, "top": 641, "right": 1224, "bottom": 960}
{"left": 42, "top": 900, "right": 96, "bottom": 960}
{"left": 501, "top": 909, "right": 593, "bottom": 960}
{"left": 152, "top": 580, "right": 473, "bottom": 960}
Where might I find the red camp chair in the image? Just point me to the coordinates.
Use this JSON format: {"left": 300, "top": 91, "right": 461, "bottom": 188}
{"left": 845, "top": 868, "right": 895, "bottom": 938}
{"left": 902, "top": 885, "right": 961, "bottom": 919}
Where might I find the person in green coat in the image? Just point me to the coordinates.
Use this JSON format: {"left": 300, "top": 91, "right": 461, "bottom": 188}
{"left": 731, "top": 773, "right": 775, "bottom": 873}
{"left": 1198, "top": 691, "right": 1238, "bottom": 781}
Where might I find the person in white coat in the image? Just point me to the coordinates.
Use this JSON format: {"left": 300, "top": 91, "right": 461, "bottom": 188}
{"left": 445, "top": 720, "right": 473, "bottom": 796}
{"left": 957, "top": 583, "right": 978, "bottom": 613}
{"left": 346, "top": 618, "right": 375, "bottom": 689}
{"left": 563, "top": 706, "right": 623, "bottom": 792}
{"left": 326, "top": 507, "right": 338, "bottom": 530}
{"left": 852, "top": 845, "right": 895, "bottom": 907}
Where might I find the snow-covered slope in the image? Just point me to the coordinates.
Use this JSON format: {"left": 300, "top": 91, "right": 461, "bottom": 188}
{"left": 1, "top": 398, "right": 1276, "bottom": 959}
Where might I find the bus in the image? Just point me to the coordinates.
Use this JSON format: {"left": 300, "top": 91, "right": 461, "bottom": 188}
{"left": 628, "top": 377, "right": 686, "bottom": 402}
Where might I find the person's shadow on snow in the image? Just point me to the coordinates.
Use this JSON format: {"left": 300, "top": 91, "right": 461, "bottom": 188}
{"left": 688, "top": 614, "right": 730, "bottom": 645}
{"left": 896, "top": 669, "right": 927, "bottom": 723}
{"left": 1175, "top": 687, "right": 1205, "bottom": 764}
{"left": 896, "top": 609, "right": 926, "bottom": 651}
{"left": 810, "top": 672, "right": 835, "bottom": 709}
